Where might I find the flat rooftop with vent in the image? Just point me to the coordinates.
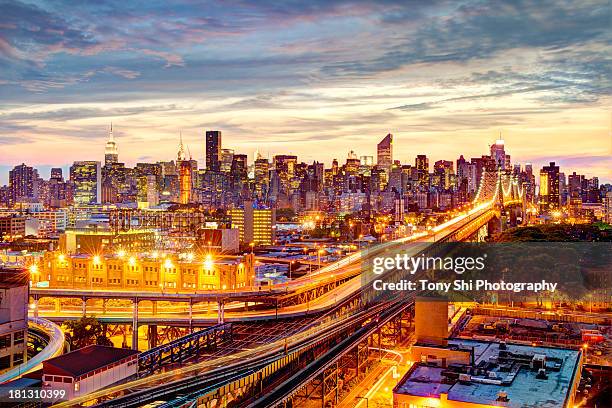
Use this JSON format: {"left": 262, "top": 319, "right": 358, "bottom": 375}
{"left": 396, "top": 298, "right": 585, "bottom": 407}
{"left": 394, "top": 339, "right": 583, "bottom": 408}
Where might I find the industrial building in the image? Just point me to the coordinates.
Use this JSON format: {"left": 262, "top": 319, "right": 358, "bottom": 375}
{"left": 0, "top": 215, "right": 26, "bottom": 241}
{"left": 59, "top": 228, "right": 156, "bottom": 254}
{"left": 229, "top": 203, "right": 276, "bottom": 246}
{"left": 395, "top": 298, "right": 584, "bottom": 408}
{"left": 395, "top": 339, "right": 583, "bottom": 408}
{"left": 0, "top": 267, "right": 29, "bottom": 374}
{"left": 32, "top": 251, "right": 255, "bottom": 291}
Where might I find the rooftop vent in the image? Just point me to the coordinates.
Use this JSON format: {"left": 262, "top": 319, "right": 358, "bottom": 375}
{"left": 496, "top": 391, "right": 510, "bottom": 402}
{"left": 459, "top": 373, "right": 471, "bottom": 383}
{"left": 536, "top": 368, "right": 548, "bottom": 379}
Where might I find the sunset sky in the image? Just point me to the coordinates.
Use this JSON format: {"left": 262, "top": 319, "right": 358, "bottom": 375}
{"left": 1, "top": 0, "right": 610, "bottom": 183}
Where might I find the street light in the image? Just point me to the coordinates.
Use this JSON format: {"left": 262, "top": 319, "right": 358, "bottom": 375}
{"left": 249, "top": 242, "right": 255, "bottom": 254}
{"left": 204, "top": 254, "right": 214, "bottom": 270}
{"left": 289, "top": 260, "right": 295, "bottom": 280}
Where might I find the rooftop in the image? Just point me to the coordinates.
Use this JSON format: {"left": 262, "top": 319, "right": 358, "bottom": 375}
{"left": 0, "top": 267, "right": 29, "bottom": 288}
{"left": 395, "top": 339, "right": 581, "bottom": 408}
{"left": 43, "top": 345, "right": 139, "bottom": 378}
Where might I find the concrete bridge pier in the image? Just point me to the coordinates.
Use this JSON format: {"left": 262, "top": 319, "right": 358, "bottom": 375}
{"left": 148, "top": 325, "right": 158, "bottom": 349}
{"left": 132, "top": 298, "right": 139, "bottom": 350}
{"left": 487, "top": 216, "right": 501, "bottom": 237}
{"left": 217, "top": 300, "right": 225, "bottom": 324}
{"left": 189, "top": 299, "right": 194, "bottom": 333}
{"left": 32, "top": 297, "right": 39, "bottom": 318}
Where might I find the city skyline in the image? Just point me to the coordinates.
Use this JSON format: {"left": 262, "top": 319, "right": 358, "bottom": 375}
{"left": 0, "top": 127, "right": 608, "bottom": 185}
{"left": 1, "top": 1, "right": 611, "bottom": 183}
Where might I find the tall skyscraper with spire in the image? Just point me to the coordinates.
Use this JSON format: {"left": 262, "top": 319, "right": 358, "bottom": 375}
{"left": 489, "top": 133, "right": 510, "bottom": 170}
{"left": 177, "top": 133, "right": 192, "bottom": 204}
{"left": 177, "top": 132, "right": 186, "bottom": 161}
{"left": 104, "top": 123, "right": 119, "bottom": 166}
{"left": 377, "top": 133, "right": 393, "bottom": 169}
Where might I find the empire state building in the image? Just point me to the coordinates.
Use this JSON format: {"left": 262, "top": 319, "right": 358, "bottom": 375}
{"left": 104, "top": 123, "right": 119, "bottom": 166}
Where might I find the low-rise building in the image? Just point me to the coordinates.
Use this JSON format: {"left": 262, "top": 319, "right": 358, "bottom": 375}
{"left": 42, "top": 345, "right": 139, "bottom": 399}
{"left": 59, "top": 228, "right": 156, "bottom": 254}
{"left": 196, "top": 228, "right": 239, "bottom": 254}
{"left": 395, "top": 340, "right": 583, "bottom": 408}
{"left": 395, "top": 298, "right": 584, "bottom": 408}
{"left": 34, "top": 252, "right": 255, "bottom": 291}
{"left": 605, "top": 191, "right": 612, "bottom": 224}
{"left": 0, "top": 267, "right": 29, "bottom": 374}
{"left": 0, "top": 215, "right": 26, "bottom": 241}
{"left": 27, "top": 210, "right": 68, "bottom": 237}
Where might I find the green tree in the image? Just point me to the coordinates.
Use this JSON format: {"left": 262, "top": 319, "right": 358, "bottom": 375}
{"left": 276, "top": 207, "right": 296, "bottom": 221}
{"left": 63, "top": 316, "right": 113, "bottom": 350}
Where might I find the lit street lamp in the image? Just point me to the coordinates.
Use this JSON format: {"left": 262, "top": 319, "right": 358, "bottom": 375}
{"left": 289, "top": 260, "right": 295, "bottom": 280}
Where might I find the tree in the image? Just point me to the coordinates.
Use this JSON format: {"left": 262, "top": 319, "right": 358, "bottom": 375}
{"left": 63, "top": 316, "right": 113, "bottom": 350}
{"left": 276, "top": 207, "right": 296, "bottom": 221}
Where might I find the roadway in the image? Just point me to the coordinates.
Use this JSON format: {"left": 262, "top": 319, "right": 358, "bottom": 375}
{"left": 0, "top": 317, "right": 64, "bottom": 384}
{"left": 34, "top": 203, "right": 495, "bottom": 326}
{"left": 51, "top": 202, "right": 497, "bottom": 407}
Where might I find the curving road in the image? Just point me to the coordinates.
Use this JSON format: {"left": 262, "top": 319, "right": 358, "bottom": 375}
{"left": 0, "top": 317, "right": 64, "bottom": 384}
{"left": 50, "top": 203, "right": 497, "bottom": 407}
{"left": 34, "top": 203, "right": 494, "bottom": 326}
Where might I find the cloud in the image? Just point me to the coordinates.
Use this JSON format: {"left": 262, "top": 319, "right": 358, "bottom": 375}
{"left": 101, "top": 66, "right": 141, "bottom": 79}
{"left": 0, "top": 104, "right": 185, "bottom": 121}
{"left": 0, "top": 0, "right": 610, "bottom": 183}
{"left": 141, "top": 49, "right": 184, "bottom": 68}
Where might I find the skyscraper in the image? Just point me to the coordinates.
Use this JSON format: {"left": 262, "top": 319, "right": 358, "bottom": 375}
{"left": 8, "top": 163, "right": 39, "bottom": 205}
{"left": 220, "top": 149, "right": 234, "bottom": 173}
{"left": 433, "top": 160, "right": 454, "bottom": 190}
{"left": 415, "top": 155, "right": 429, "bottom": 188}
{"left": 273, "top": 155, "right": 297, "bottom": 196}
{"left": 206, "top": 130, "right": 222, "bottom": 172}
{"left": 377, "top": 133, "right": 393, "bottom": 168}
{"left": 539, "top": 161, "right": 560, "bottom": 213}
{"left": 50, "top": 168, "right": 63, "bottom": 181}
{"left": 254, "top": 158, "right": 270, "bottom": 198}
{"left": 231, "top": 154, "right": 248, "bottom": 185}
{"left": 177, "top": 135, "right": 192, "bottom": 204}
{"left": 568, "top": 172, "right": 584, "bottom": 199}
{"left": 70, "top": 161, "right": 101, "bottom": 205}
{"left": 104, "top": 123, "right": 119, "bottom": 166}
{"left": 229, "top": 202, "right": 276, "bottom": 245}
{"left": 489, "top": 137, "right": 510, "bottom": 170}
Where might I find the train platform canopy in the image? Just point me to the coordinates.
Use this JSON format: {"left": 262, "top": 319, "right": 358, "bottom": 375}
{"left": 43, "top": 345, "right": 139, "bottom": 378}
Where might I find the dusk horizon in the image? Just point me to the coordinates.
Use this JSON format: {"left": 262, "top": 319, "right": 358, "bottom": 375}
{"left": 1, "top": 0, "right": 611, "bottom": 183}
